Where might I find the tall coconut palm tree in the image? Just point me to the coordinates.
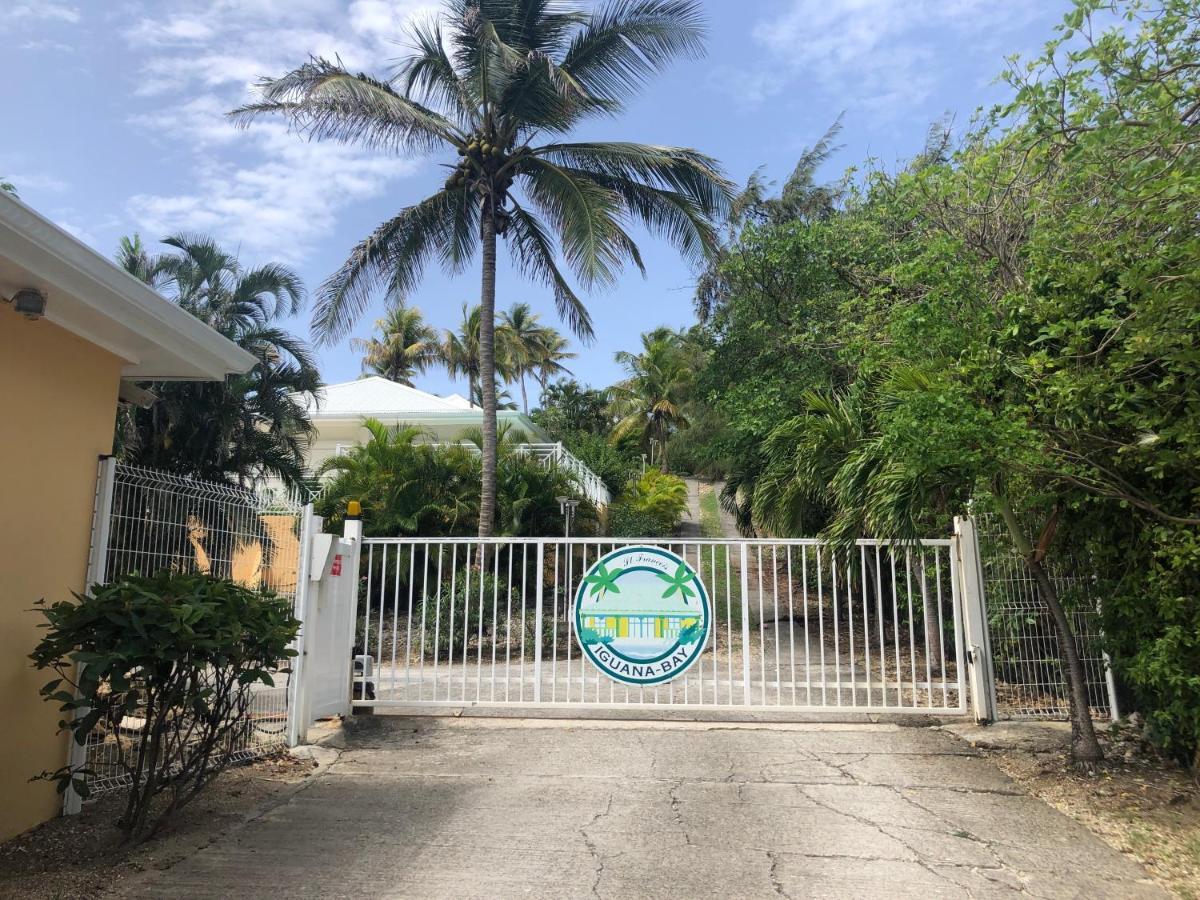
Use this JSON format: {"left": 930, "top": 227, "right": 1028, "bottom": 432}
{"left": 440, "top": 302, "right": 516, "bottom": 407}
{"left": 609, "top": 327, "right": 694, "bottom": 471}
{"left": 230, "top": 0, "right": 731, "bottom": 536}
{"left": 532, "top": 331, "right": 575, "bottom": 406}
{"left": 115, "top": 234, "right": 321, "bottom": 489}
{"left": 352, "top": 300, "right": 439, "bottom": 385}
{"left": 499, "top": 302, "right": 573, "bottom": 414}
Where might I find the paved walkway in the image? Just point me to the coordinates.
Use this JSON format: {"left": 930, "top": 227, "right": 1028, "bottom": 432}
{"left": 119, "top": 718, "right": 1163, "bottom": 899}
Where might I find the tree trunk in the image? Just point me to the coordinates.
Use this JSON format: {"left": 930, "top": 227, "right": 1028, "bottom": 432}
{"left": 520, "top": 373, "right": 528, "bottom": 415}
{"left": 997, "top": 497, "right": 1103, "bottom": 763}
{"left": 478, "top": 211, "right": 498, "bottom": 538}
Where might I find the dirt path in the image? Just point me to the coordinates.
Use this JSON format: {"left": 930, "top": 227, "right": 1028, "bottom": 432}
{"left": 676, "top": 477, "right": 703, "bottom": 538}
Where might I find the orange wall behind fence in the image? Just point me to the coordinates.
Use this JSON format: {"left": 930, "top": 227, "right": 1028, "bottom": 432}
{"left": 0, "top": 303, "right": 122, "bottom": 841}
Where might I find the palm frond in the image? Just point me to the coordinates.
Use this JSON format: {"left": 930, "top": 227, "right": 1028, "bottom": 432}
{"left": 229, "top": 57, "right": 462, "bottom": 153}
{"left": 505, "top": 200, "right": 595, "bottom": 342}
{"left": 312, "top": 189, "right": 466, "bottom": 344}
{"left": 560, "top": 0, "right": 707, "bottom": 107}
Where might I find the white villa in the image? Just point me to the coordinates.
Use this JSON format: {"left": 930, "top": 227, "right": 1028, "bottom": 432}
{"left": 300, "top": 377, "right": 611, "bottom": 507}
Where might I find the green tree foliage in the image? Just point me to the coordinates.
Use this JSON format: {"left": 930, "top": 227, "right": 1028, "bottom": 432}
{"left": 316, "top": 419, "right": 593, "bottom": 538}
{"left": 692, "top": 0, "right": 1200, "bottom": 764}
{"left": 609, "top": 327, "right": 701, "bottom": 471}
{"left": 533, "top": 379, "right": 612, "bottom": 435}
{"left": 531, "top": 378, "right": 640, "bottom": 494}
{"left": 114, "top": 234, "right": 320, "bottom": 489}
{"left": 30, "top": 573, "right": 299, "bottom": 838}
{"left": 232, "top": 0, "right": 731, "bottom": 537}
{"left": 352, "top": 300, "right": 440, "bottom": 386}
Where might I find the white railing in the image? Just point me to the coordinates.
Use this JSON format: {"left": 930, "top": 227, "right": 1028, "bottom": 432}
{"left": 351, "top": 536, "right": 967, "bottom": 714}
{"left": 429, "top": 441, "right": 611, "bottom": 508}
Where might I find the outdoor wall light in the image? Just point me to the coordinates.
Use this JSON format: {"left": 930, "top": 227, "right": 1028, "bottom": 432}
{"left": 557, "top": 495, "right": 581, "bottom": 538}
{"left": 11, "top": 287, "right": 47, "bottom": 320}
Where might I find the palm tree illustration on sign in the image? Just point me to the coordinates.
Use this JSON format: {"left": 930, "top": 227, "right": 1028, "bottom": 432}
{"left": 583, "top": 563, "right": 622, "bottom": 599}
{"left": 657, "top": 565, "right": 696, "bottom": 601}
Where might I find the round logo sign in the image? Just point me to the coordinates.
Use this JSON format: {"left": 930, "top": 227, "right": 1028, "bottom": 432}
{"left": 573, "top": 545, "right": 710, "bottom": 686}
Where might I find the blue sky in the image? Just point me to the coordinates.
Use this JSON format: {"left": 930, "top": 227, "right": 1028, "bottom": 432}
{"left": 2, "top": 0, "right": 1067, "bottom": 400}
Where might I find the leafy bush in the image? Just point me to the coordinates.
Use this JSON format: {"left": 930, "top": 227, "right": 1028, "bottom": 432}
{"left": 419, "top": 570, "right": 510, "bottom": 659}
{"left": 608, "top": 468, "right": 689, "bottom": 536}
{"left": 560, "top": 430, "right": 639, "bottom": 496}
{"left": 30, "top": 572, "right": 299, "bottom": 839}
{"left": 607, "top": 506, "right": 671, "bottom": 538}
{"left": 317, "top": 419, "right": 593, "bottom": 537}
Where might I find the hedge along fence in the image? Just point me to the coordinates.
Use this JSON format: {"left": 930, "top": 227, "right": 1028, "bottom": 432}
{"left": 76, "top": 460, "right": 309, "bottom": 800}
{"left": 31, "top": 572, "right": 299, "bottom": 839}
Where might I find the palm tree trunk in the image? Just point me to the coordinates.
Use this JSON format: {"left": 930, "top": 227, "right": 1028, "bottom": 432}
{"left": 996, "top": 496, "right": 1103, "bottom": 764}
{"left": 520, "top": 373, "right": 528, "bottom": 415}
{"left": 478, "top": 210, "right": 498, "bottom": 539}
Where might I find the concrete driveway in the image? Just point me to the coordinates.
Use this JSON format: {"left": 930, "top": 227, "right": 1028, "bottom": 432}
{"left": 120, "top": 717, "right": 1163, "bottom": 899}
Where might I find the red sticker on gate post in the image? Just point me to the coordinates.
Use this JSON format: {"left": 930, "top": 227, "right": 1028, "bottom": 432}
{"left": 330, "top": 554, "right": 342, "bottom": 576}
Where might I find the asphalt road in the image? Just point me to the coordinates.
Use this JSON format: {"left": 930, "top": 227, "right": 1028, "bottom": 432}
{"left": 118, "top": 716, "right": 1164, "bottom": 899}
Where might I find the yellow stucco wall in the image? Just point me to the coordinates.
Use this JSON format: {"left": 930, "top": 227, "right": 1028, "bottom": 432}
{"left": 0, "top": 303, "right": 123, "bottom": 842}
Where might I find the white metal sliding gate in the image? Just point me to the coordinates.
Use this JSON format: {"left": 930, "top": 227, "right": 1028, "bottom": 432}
{"left": 352, "top": 537, "right": 976, "bottom": 716}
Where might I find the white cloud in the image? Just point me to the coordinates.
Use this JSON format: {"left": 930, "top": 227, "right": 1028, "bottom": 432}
{"left": 121, "top": 0, "right": 439, "bottom": 262}
{"left": 729, "top": 0, "right": 1042, "bottom": 113}
{"left": 2, "top": 3, "right": 80, "bottom": 26}
{"left": 128, "top": 123, "right": 419, "bottom": 262}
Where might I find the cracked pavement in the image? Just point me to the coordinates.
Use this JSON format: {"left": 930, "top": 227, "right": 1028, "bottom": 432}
{"left": 118, "top": 717, "right": 1165, "bottom": 899}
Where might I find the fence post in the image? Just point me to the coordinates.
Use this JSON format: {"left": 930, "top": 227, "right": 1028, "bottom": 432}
{"left": 287, "top": 503, "right": 318, "bottom": 747}
{"left": 341, "top": 510, "right": 364, "bottom": 718}
{"left": 533, "top": 541, "right": 545, "bottom": 702}
{"left": 739, "top": 543, "right": 752, "bottom": 704}
{"left": 954, "top": 515, "right": 998, "bottom": 723}
{"left": 64, "top": 457, "right": 118, "bottom": 815}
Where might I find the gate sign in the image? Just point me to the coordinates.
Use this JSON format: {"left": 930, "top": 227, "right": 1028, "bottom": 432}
{"left": 573, "top": 546, "right": 710, "bottom": 686}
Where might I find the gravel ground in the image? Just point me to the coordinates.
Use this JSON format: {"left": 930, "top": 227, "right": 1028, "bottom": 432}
{"left": 0, "top": 753, "right": 319, "bottom": 900}
{"left": 949, "top": 719, "right": 1200, "bottom": 899}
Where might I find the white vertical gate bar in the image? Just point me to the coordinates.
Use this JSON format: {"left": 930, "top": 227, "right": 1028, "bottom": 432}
{"left": 285, "top": 502, "right": 317, "bottom": 748}
{"left": 816, "top": 547, "right": 827, "bottom": 705}
{"left": 832, "top": 552, "right": 842, "bottom": 706}
{"left": 860, "top": 546, "right": 871, "bottom": 707}
{"left": 875, "top": 546, "right": 887, "bottom": 708}
{"left": 802, "top": 546, "right": 811, "bottom": 706}
{"left": 533, "top": 541, "right": 544, "bottom": 702}
{"left": 446, "top": 544, "right": 458, "bottom": 701}
{"left": 432, "top": 545, "right": 444, "bottom": 701}
{"left": 739, "top": 543, "right": 751, "bottom": 703}
{"left": 771, "top": 545, "right": 781, "bottom": 705}
{"left": 948, "top": 539, "right": 967, "bottom": 712}
{"left": 786, "top": 548, "right": 797, "bottom": 706}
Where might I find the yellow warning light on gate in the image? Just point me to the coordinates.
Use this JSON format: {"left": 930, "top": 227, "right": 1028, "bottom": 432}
{"left": 346, "top": 500, "right": 362, "bottom": 518}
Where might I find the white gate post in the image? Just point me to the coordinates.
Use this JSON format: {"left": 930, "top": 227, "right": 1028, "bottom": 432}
{"left": 739, "top": 543, "right": 752, "bottom": 704}
{"left": 287, "top": 503, "right": 318, "bottom": 747}
{"left": 533, "top": 541, "right": 545, "bottom": 702}
{"left": 64, "top": 456, "right": 118, "bottom": 815}
{"left": 954, "top": 516, "right": 998, "bottom": 723}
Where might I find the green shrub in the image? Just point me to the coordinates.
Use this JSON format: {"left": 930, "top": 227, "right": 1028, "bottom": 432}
{"left": 607, "top": 506, "right": 671, "bottom": 538}
{"left": 30, "top": 572, "right": 299, "bottom": 839}
{"left": 608, "top": 468, "right": 689, "bottom": 536}
{"left": 560, "top": 431, "right": 639, "bottom": 496}
{"left": 419, "top": 570, "right": 511, "bottom": 659}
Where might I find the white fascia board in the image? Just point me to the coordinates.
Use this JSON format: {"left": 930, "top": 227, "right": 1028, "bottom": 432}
{"left": 0, "top": 194, "right": 256, "bottom": 379}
